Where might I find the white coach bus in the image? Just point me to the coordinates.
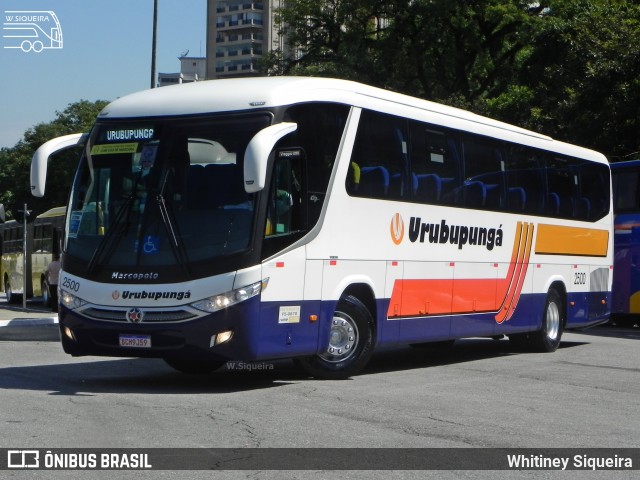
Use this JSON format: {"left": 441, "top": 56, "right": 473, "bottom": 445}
{"left": 31, "top": 77, "right": 612, "bottom": 378}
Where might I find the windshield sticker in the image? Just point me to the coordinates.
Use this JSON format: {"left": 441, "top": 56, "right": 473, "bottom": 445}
{"left": 138, "top": 143, "right": 158, "bottom": 173}
{"left": 135, "top": 235, "right": 160, "bottom": 255}
{"left": 68, "top": 211, "right": 82, "bottom": 238}
{"left": 91, "top": 143, "right": 138, "bottom": 155}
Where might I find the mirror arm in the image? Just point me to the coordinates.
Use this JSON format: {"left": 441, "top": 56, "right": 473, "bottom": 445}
{"left": 30, "top": 133, "right": 88, "bottom": 197}
{"left": 243, "top": 122, "right": 297, "bottom": 193}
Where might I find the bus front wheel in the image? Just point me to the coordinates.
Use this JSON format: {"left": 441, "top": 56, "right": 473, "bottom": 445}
{"left": 296, "top": 295, "right": 374, "bottom": 380}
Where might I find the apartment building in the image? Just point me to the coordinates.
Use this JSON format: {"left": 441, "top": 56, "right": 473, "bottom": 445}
{"left": 206, "top": 0, "right": 285, "bottom": 79}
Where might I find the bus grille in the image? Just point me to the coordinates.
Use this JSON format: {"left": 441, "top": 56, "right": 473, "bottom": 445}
{"left": 81, "top": 307, "right": 199, "bottom": 323}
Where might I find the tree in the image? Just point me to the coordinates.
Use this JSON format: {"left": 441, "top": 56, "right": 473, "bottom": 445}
{"left": 510, "top": 0, "right": 640, "bottom": 158}
{"left": 268, "top": 0, "right": 640, "bottom": 158}
{"left": 0, "top": 100, "right": 108, "bottom": 221}
{"left": 269, "top": 1, "right": 546, "bottom": 103}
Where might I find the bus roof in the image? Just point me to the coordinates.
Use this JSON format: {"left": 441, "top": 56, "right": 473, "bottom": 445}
{"left": 610, "top": 159, "right": 640, "bottom": 170}
{"left": 99, "top": 76, "right": 607, "bottom": 164}
{"left": 37, "top": 206, "right": 66, "bottom": 218}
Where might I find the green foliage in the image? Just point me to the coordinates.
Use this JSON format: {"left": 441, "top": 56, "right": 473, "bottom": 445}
{"left": 0, "top": 100, "right": 108, "bottom": 221}
{"left": 520, "top": 0, "right": 640, "bottom": 158}
{"left": 268, "top": 0, "right": 640, "bottom": 158}
{"left": 271, "top": 0, "right": 545, "bottom": 101}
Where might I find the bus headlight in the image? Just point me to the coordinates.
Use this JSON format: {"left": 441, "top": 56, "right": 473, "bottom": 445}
{"left": 60, "top": 289, "right": 87, "bottom": 310}
{"left": 191, "top": 278, "right": 268, "bottom": 313}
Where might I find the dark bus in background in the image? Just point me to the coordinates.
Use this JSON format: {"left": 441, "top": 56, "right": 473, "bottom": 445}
{"left": 611, "top": 160, "right": 640, "bottom": 327}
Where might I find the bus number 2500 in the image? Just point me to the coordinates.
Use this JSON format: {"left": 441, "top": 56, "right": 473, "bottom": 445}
{"left": 573, "top": 272, "right": 587, "bottom": 285}
{"left": 62, "top": 277, "right": 81, "bottom": 292}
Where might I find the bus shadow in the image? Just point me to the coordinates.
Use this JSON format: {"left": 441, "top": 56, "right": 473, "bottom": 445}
{"left": 0, "top": 358, "right": 307, "bottom": 396}
{"left": 574, "top": 324, "right": 640, "bottom": 341}
{"left": 0, "top": 337, "right": 590, "bottom": 395}
{"left": 361, "top": 337, "right": 588, "bottom": 376}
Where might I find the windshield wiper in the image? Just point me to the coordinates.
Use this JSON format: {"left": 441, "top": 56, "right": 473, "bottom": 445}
{"left": 141, "top": 166, "right": 191, "bottom": 275}
{"left": 86, "top": 195, "right": 134, "bottom": 273}
{"left": 153, "top": 193, "right": 190, "bottom": 276}
{"left": 87, "top": 173, "right": 143, "bottom": 273}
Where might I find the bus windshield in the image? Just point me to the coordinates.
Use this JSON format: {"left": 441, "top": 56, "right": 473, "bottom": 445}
{"left": 66, "top": 114, "right": 271, "bottom": 270}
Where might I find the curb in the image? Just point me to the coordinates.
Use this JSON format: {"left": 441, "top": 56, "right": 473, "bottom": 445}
{"left": 0, "top": 316, "right": 60, "bottom": 341}
{"left": 0, "top": 317, "right": 58, "bottom": 327}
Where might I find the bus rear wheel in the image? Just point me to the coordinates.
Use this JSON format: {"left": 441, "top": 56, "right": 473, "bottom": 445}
{"left": 530, "top": 287, "right": 564, "bottom": 352}
{"left": 5, "top": 278, "right": 20, "bottom": 305}
{"left": 296, "top": 295, "right": 374, "bottom": 380}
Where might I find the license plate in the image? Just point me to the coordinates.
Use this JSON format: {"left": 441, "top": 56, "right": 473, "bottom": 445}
{"left": 119, "top": 334, "right": 151, "bottom": 348}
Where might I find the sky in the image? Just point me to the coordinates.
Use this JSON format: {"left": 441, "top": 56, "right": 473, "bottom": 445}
{"left": 0, "top": 0, "right": 207, "bottom": 148}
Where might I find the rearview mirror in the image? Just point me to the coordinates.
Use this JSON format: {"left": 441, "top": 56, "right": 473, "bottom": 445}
{"left": 31, "top": 133, "right": 88, "bottom": 197}
{"left": 243, "top": 122, "right": 297, "bottom": 193}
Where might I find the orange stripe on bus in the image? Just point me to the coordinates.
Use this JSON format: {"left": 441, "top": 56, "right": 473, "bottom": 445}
{"left": 387, "top": 221, "right": 533, "bottom": 321}
{"left": 389, "top": 279, "right": 453, "bottom": 316}
{"left": 614, "top": 222, "right": 640, "bottom": 231}
{"left": 535, "top": 224, "right": 609, "bottom": 257}
{"left": 495, "top": 222, "right": 534, "bottom": 323}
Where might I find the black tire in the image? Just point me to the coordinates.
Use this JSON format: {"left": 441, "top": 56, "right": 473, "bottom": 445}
{"left": 5, "top": 278, "right": 20, "bottom": 305}
{"left": 296, "top": 295, "right": 375, "bottom": 379}
{"left": 163, "top": 358, "right": 225, "bottom": 374}
{"left": 530, "top": 287, "right": 564, "bottom": 352}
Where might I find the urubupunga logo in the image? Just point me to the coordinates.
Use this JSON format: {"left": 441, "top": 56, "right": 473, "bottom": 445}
{"left": 121, "top": 290, "right": 191, "bottom": 301}
{"left": 408, "top": 217, "right": 504, "bottom": 251}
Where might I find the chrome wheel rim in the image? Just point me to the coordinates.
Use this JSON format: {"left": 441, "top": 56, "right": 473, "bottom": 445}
{"left": 546, "top": 300, "right": 560, "bottom": 340}
{"left": 319, "top": 313, "right": 359, "bottom": 363}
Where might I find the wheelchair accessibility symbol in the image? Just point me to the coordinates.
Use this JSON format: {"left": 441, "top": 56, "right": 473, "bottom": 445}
{"left": 142, "top": 235, "right": 159, "bottom": 255}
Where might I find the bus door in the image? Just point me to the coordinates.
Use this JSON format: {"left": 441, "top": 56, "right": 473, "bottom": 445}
{"left": 260, "top": 148, "right": 321, "bottom": 358}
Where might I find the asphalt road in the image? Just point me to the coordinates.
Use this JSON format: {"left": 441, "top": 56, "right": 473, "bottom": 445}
{"left": 0, "top": 298, "right": 638, "bottom": 479}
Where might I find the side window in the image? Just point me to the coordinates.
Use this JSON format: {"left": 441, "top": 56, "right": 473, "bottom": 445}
{"left": 613, "top": 169, "right": 639, "bottom": 212}
{"left": 282, "top": 103, "right": 349, "bottom": 228}
{"left": 265, "top": 151, "right": 304, "bottom": 237}
{"left": 42, "top": 225, "right": 52, "bottom": 253}
{"left": 504, "top": 145, "right": 546, "bottom": 214}
{"left": 545, "top": 156, "right": 577, "bottom": 218}
{"left": 263, "top": 103, "right": 349, "bottom": 260}
{"left": 461, "top": 135, "right": 505, "bottom": 210}
{"left": 408, "top": 122, "right": 460, "bottom": 205}
{"left": 348, "top": 110, "right": 409, "bottom": 200}
{"left": 9, "top": 226, "right": 23, "bottom": 253}
{"left": 33, "top": 225, "right": 42, "bottom": 253}
{"left": 52, "top": 227, "right": 62, "bottom": 255}
{"left": 573, "top": 161, "right": 610, "bottom": 221}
